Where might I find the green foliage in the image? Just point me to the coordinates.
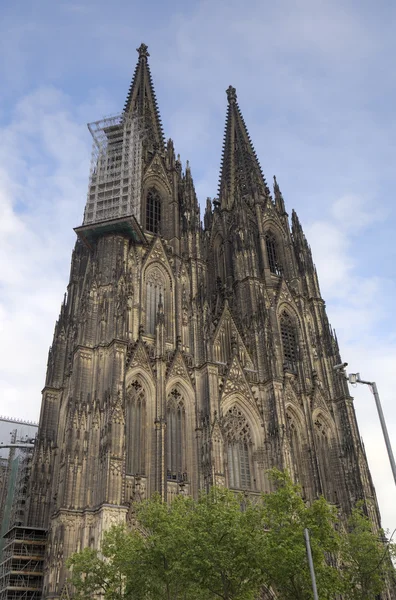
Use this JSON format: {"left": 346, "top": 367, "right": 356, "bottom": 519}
{"left": 67, "top": 526, "right": 148, "bottom": 600}
{"left": 340, "top": 503, "right": 396, "bottom": 600}
{"left": 172, "top": 487, "right": 268, "bottom": 600}
{"left": 259, "top": 469, "right": 342, "bottom": 600}
{"left": 67, "top": 471, "right": 395, "bottom": 600}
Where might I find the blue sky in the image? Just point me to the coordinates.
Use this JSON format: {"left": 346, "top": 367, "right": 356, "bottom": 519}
{"left": 0, "top": 0, "right": 395, "bottom": 532}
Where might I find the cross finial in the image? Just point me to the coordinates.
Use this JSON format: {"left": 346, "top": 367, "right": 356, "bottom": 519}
{"left": 137, "top": 43, "right": 149, "bottom": 59}
{"left": 226, "top": 85, "right": 237, "bottom": 104}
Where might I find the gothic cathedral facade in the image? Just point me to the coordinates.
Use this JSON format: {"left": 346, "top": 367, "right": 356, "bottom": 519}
{"left": 27, "top": 44, "right": 381, "bottom": 597}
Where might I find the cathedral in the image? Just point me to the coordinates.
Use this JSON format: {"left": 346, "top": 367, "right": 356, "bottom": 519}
{"left": 26, "top": 43, "right": 383, "bottom": 597}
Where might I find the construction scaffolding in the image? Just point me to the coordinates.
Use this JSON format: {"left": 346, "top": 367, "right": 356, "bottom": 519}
{"left": 8, "top": 449, "right": 33, "bottom": 531}
{"left": 0, "top": 526, "right": 46, "bottom": 600}
{"left": 83, "top": 113, "right": 143, "bottom": 225}
{"left": 0, "top": 426, "right": 37, "bottom": 565}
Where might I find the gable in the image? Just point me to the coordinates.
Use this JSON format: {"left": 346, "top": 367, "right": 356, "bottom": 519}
{"left": 142, "top": 237, "right": 174, "bottom": 278}
{"left": 220, "top": 355, "right": 256, "bottom": 406}
{"left": 144, "top": 152, "right": 172, "bottom": 194}
{"left": 126, "top": 341, "right": 154, "bottom": 376}
{"left": 212, "top": 303, "right": 255, "bottom": 370}
{"left": 261, "top": 201, "right": 287, "bottom": 234}
{"left": 275, "top": 278, "right": 298, "bottom": 311}
{"left": 166, "top": 350, "right": 193, "bottom": 386}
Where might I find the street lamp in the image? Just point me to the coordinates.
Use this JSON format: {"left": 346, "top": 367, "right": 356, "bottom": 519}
{"left": 304, "top": 528, "right": 319, "bottom": 600}
{"left": 334, "top": 365, "right": 396, "bottom": 486}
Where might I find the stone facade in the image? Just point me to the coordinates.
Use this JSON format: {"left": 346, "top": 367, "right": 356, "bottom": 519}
{"left": 27, "top": 44, "right": 383, "bottom": 598}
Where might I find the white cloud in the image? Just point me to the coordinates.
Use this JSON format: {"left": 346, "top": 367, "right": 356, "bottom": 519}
{"left": 0, "top": 86, "right": 113, "bottom": 421}
{"left": 307, "top": 198, "right": 396, "bottom": 534}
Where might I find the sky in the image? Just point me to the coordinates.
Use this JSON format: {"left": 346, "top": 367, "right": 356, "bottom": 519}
{"left": 0, "top": 0, "right": 395, "bottom": 534}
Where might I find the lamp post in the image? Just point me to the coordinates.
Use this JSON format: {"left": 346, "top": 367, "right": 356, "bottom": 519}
{"left": 304, "top": 528, "right": 319, "bottom": 600}
{"left": 334, "top": 365, "right": 396, "bottom": 486}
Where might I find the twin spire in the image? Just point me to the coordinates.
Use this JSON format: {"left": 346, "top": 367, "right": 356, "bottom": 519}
{"left": 124, "top": 43, "right": 165, "bottom": 151}
{"left": 218, "top": 86, "right": 269, "bottom": 209}
{"left": 125, "top": 45, "right": 269, "bottom": 206}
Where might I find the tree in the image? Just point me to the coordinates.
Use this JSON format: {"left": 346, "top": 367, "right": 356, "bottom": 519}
{"left": 67, "top": 471, "right": 395, "bottom": 600}
{"left": 341, "top": 503, "right": 396, "bottom": 600}
{"left": 167, "top": 486, "right": 269, "bottom": 600}
{"left": 258, "top": 469, "right": 343, "bottom": 600}
{"left": 67, "top": 525, "right": 148, "bottom": 600}
{"left": 68, "top": 489, "right": 269, "bottom": 600}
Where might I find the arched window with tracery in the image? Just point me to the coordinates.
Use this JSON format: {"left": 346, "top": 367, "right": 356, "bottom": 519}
{"left": 265, "top": 232, "right": 282, "bottom": 275}
{"left": 314, "top": 416, "right": 337, "bottom": 502}
{"left": 167, "top": 389, "right": 187, "bottom": 482}
{"left": 145, "top": 267, "right": 166, "bottom": 335}
{"left": 286, "top": 410, "right": 308, "bottom": 498}
{"left": 223, "top": 406, "right": 252, "bottom": 489}
{"left": 214, "top": 234, "right": 225, "bottom": 283}
{"left": 146, "top": 188, "right": 161, "bottom": 234}
{"left": 280, "top": 311, "right": 298, "bottom": 371}
{"left": 126, "top": 380, "right": 146, "bottom": 475}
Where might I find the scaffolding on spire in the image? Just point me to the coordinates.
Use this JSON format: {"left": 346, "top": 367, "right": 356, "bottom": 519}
{"left": 83, "top": 112, "right": 143, "bottom": 226}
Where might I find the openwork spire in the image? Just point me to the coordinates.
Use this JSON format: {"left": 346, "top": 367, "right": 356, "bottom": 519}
{"left": 218, "top": 86, "right": 269, "bottom": 209}
{"left": 273, "top": 175, "right": 286, "bottom": 214}
{"left": 291, "top": 209, "right": 315, "bottom": 273}
{"left": 124, "top": 43, "right": 165, "bottom": 151}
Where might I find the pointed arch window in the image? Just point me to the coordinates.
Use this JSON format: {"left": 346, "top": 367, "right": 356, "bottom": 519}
{"left": 146, "top": 188, "right": 161, "bottom": 234}
{"left": 286, "top": 411, "right": 308, "bottom": 497}
{"left": 126, "top": 380, "right": 146, "bottom": 475}
{"left": 214, "top": 234, "right": 226, "bottom": 283}
{"left": 280, "top": 311, "right": 298, "bottom": 370}
{"left": 146, "top": 268, "right": 166, "bottom": 335}
{"left": 314, "top": 416, "right": 336, "bottom": 502}
{"left": 223, "top": 406, "right": 252, "bottom": 489}
{"left": 167, "top": 389, "right": 187, "bottom": 482}
{"left": 265, "top": 232, "right": 282, "bottom": 275}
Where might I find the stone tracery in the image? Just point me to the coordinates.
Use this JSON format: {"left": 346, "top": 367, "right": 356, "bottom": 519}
{"left": 222, "top": 405, "right": 253, "bottom": 490}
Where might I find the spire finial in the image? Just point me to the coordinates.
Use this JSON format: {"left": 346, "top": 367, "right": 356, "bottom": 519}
{"left": 124, "top": 43, "right": 164, "bottom": 149}
{"left": 226, "top": 85, "right": 237, "bottom": 104}
{"left": 137, "top": 43, "right": 149, "bottom": 60}
{"left": 219, "top": 88, "right": 267, "bottom": 207}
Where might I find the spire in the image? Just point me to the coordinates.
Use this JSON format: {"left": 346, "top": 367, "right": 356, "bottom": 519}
{"left": 124, "top": 43, "right": 165, "bottom": 151}
{"left": 292, "top": 209, "right": 315, "bottom": 275}
{"left": 218, "top": 86, "right": 269, "bottom": 209}
{"left": 273, "top": 175, "right": 286, "bottom": 215}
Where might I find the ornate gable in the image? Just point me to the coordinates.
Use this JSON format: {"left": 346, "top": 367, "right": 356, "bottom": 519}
{"left": 142, "top": 237, "right": 173, "bottom": 274}
{"left": 126, "top": 340, "right": 154, "bottom": 375}
{"left": 213, "top": 302, "right": 255, "bottom": 370}
{"left": 261, "top": 200, "right": 287, "bottom": 233}
{"left": 284, "top": 379, "right": 301, "bottom": 408}
{"left": 311, "top": 387, "right": 331, "bottom": 415}
{"left": 211, "top": 417, "right": 223, "bottom": 442}
{"left": 144, "top": 152, "right": 172, "bottom": 194}
{"left": 220, "top": 355, "right": 255, "bottom": 404}
{"left": 111, "top": 391, "right": 125, "bottom": 425}
{"left": 166, "top": 350, "right": 192, "bottom": 386}
{"left": 275, "top": 278, "right": 297, "bottom": 309}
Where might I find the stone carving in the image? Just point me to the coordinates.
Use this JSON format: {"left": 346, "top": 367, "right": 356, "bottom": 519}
{"left": 144, "top": 154, "right": 172, "bottom": 193}
{"left": 127, "top": 342, "right": 153, "bottom": 373}
{"left": 221, "top": 405, "right": 252, "bottom": 443}
{"left": 221, "top": 357, "right": 255, "bottom": 405}
{"left": 166, "top": 351, "right": 191, "bottom": 384}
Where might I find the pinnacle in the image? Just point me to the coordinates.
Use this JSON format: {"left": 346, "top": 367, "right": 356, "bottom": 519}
{"left": 137, "top": 43, "right": 149, "bottom": 59}
{"left": 123, "top": 44, "right": 165, "bottom": 150}
{"left": 218, "top": 89, "right": 267, "bottom": 208}
{"left": 226, "top": 85, "right": 237, "bottom": 104}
